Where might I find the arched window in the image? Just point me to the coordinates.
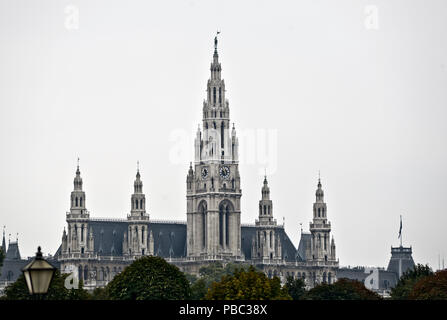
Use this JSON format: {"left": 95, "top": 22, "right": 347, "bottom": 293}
{"left": 213, "top": 87, "right": 216, "bottom": 104}
{"left": 324, "top": 234, "right": 327, "bottom": 250}
{"left": 142, "top": 226, "right": 145, "bottom": 243}
{"left": 219, "top": 87, "right": 222, "bottom": 103}
{"left": 140, "top": 199, "right": 143, "bottom": 209}
{"left": 328, "top": 273, "right": 332, "bottom": 284}
{"left": 81, "top": 225, "right": 84, "bottom": 242}
{"left": 135, "top": 200, "right": 138, "bottom": 209}
{"left": 318, "top": 208, "right": 320, "bottom": 217}
{"left": 270, "top": 231, "right": 273, "bottom": 248}
{"left": 80, "top": 197, "right": 83, "bottom": 207}
{"left": 78, "top": 265, "right": 83, "bottom": 281}
{"left": 264, "top": 205, "right": 266, "bottom": 215}
{"left": 75, "top": 197, "right": 78, "bottom": 207}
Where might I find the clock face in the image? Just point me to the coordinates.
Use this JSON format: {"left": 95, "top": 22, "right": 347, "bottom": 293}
{"left": 201, "top": 167, "right": 208, "bottom": 179}
{"left": 219, "top": 166, "right": 230, "bottom": 179}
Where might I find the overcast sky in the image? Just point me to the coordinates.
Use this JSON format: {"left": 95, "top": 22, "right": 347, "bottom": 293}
{"left": 1, "top": 0, "right": 446, "bottom": 270}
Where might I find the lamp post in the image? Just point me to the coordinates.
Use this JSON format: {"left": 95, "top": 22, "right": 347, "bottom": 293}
{"left": 22, "top": 246, "right": 56, "bottom": 297}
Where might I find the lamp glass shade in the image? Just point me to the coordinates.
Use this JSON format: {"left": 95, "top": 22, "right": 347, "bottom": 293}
{"left": 22, "top": 257, "right": 56, "bottom": 294}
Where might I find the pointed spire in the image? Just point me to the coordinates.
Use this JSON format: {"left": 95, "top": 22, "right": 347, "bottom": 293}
{"left": 74, "top": 158, "right": 83, "bottom": 191}
{"left": 134, "top": 163, "right": 143, "bottom": 194}
{"left": 316, "top": 172, "right": 324, "bottom": 201}
{"left": 136, "top": 161, "right": 141, "bottom": 179}
{"left": 261, "top": 173, "right": 270, "bottom": 200}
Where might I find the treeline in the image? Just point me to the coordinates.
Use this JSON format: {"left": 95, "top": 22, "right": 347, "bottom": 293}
{"left": 1, "top": 256, "right": 446, "bottom": 300}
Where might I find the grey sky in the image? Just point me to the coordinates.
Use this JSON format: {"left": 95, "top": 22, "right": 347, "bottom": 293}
{"left": 0, "top": 0, "right": 446, "bottom": 270}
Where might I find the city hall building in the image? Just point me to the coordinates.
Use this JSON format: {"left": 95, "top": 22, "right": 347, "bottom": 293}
{"left": 56, "top": 37, "right": 338, "bottom": 290}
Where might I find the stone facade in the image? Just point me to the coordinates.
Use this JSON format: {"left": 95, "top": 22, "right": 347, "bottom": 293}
{"left": 57, "top": 37, "right": 339, "bottom": 291}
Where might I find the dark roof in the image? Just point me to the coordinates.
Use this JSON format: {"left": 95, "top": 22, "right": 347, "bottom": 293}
{"left": 87, "top": 220, "right": 297, "bottom": 261}
{"left": 297, "top": 233, "right": 311, "bottom": 261}
{"left": 5, "top": 241, "right": 21, "bottom": 260}
{"left": 0, "top": 258, "right": 29, "bottom": 282}
{"left": 386, "top": 246, "right": 415, "bottom": 276}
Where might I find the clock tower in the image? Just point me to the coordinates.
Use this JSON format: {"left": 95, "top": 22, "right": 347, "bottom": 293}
{"left": 186, "top": 35, "right": 242, "bottom": 259}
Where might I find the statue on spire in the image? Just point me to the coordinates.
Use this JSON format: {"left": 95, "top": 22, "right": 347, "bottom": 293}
{"left": 214, "top": 31, "right": 220, "bottom": 50}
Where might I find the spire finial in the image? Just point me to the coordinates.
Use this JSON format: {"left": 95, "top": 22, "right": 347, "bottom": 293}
{"left": 77, "top": 157, "right": 80, "bottom": 169}
{"left": 137, "top": 161, "right": 140, "bottom": 172}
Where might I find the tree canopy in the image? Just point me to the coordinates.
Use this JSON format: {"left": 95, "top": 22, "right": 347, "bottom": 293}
{"left": 284, "top": 276, "right": 306, "bottom": 300}
{"left": 205, "top": 265, "right": 291, "bottom": 300}
{"left": 391, "top": 264, "right": 434, "bottom": 299}
{"left": 1, "top": 270, "right": 89, "bottom": 300}
{"left": 106, "top": 256, "right": 191, "bottom": 300}
{"left": 188, "top": 262, "right": 253, "bottom": 300}
{"left": 408, "top": 270, "right": 447, "bottom": 300}
{"left": 303, "top": 278, "right": 381, "bottom": 300}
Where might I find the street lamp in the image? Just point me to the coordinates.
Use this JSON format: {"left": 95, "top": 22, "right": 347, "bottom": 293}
{"left": 22, "top": 246, "right": 56, "bottom": 295}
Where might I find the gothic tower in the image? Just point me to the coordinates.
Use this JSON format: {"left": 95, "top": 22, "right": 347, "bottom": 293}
{"left": 186, "top": 35, "right": 242, "bottom": 259}
{"left": 309, "top": 177, "right": 336, "bottom": 262}
{"left": 63, "top": 160, "right": 91, "bottom": 256}
{"left": 252, "top": 176, "right": 282, "bottom": 262}
{"left": 123, "top": 165, "right": 153, "bottom": 258}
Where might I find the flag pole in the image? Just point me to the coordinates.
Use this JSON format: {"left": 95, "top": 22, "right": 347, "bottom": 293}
{"left": 400, "top": 215, "right": 402, "bottom": 247}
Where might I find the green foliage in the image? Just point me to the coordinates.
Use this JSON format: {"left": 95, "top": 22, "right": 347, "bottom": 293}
{"left": 285, "top": 276, "right": 306, "bottom": 300}
{"left": 408, "top": 270, "right": 447, "bottom": 300}
{"left": 190, "top": 278, "right": 208, "bottom": 300}
{"left": 187, "top": 262, "right": 254, "bottom": 300}
{"left": 205, "top": 265, "right": 291, "bottom": 300}
{"left": 1, "top": 270, "right": 89, "bottom": 300}
{"left": 391, "top": 264, "right": 433, "bottom": 300}
{"left": 303, "top": 278, "right": 381, "bottom": 300}
{"left": 90, "top": 287, "right": 110, "bottom": 300}
{"left": 106, "top": 256, "right": 191, "bottom": 300}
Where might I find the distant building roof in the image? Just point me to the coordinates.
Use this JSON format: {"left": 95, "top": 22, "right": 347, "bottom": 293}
{"left": 387, "top": 246, "right": 415, "bottom": 278}
{"left": 5, "top": 241, "right": 21, "bottom": 260}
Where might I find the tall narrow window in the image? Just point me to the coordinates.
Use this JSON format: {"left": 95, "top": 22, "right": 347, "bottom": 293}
{"left": 202, "top": 205, "right": 206, "bottom": 248}
{"left": 219, "top": 87, "right": 222, "bottom": 103}
{"left": 136, "top": 200, "right": 138, "bottom": 209}
{"left": 219, "top": 206, "right": 224, "bottom": 246}
{"left": 225, "top": 206, "right": 230, "bottom": 246}
{"left": 75, "top": 197, "right": 78, "bottom": 207}
{"left": 142, "top": 226, "right": 145, "bottom": 243}
{"left": 80, "top": 197, "right": 83, "bottom": 207}
{"left": 140, "top": 199, "right": 143, "bottom": 210}
{"left": 221, "top": 122, "right": 224, "bottom": 148}
{"left": 213, "top": 87, "right": 216, "bottom": 104}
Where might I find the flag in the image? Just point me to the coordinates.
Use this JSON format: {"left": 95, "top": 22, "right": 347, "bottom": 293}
{"left": 398, "top": 216, "right": 402, "bottom": 239}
